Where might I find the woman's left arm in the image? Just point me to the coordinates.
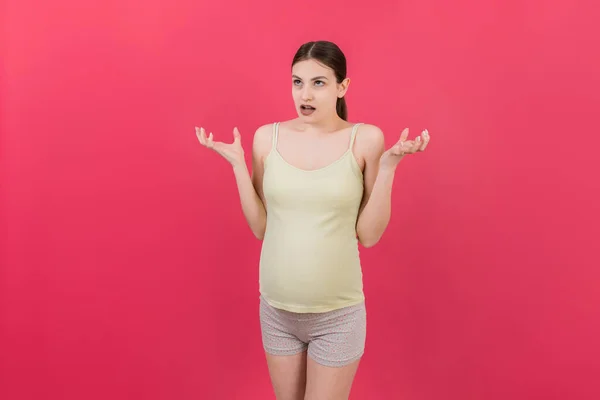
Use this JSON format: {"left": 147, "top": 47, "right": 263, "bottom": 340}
{"left": 355, "top": 126, "right": 430, "bottom": 247}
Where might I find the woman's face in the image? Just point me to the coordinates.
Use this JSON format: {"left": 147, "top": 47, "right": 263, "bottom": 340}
{"left": 291, "top": 59, "right": 349, "bottom": 121}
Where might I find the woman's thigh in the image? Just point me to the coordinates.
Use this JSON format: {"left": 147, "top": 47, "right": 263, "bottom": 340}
{"left": 305, "top": 356, "right": 361, "bottom": 400}
{"left": 260, "top": 297, "right": 308, "bottom": 400}
{"left": 304, "top": 302, "right": 367, "bottom": 399}
{"left": 265, "top": 351, "right": 307, "bottom": 400}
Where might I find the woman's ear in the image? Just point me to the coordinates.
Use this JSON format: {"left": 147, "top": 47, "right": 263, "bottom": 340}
{"left": 338, "top": 77, "right": 351, "bottom": 98}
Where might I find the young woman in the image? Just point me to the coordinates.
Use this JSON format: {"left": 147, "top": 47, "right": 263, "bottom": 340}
{"left": 195, "top": 40, "right": 430, "bottom": 400}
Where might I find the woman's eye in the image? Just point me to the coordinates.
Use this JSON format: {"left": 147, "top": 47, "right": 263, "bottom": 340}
{"left": 315, "top": 80, "right": 324, "bottom": 86}
{"left": 293, "top": 80, "right": 302, "bottom": 85}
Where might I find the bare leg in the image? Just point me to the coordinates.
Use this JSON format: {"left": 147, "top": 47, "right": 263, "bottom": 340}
{"left": 304, "top": 356, "right": 361, "bottom": 400}
{"left": 265, "top": 351, "right": 307, "bottom": 400}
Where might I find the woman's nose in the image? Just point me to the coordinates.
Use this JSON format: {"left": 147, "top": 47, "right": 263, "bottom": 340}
{"left": 301, "top": 87, "right": 313, "bottom": 101}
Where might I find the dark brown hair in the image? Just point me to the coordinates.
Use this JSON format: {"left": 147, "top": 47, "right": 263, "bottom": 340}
{"left": 291, "top": 41, "right": 348, "bottom": 121}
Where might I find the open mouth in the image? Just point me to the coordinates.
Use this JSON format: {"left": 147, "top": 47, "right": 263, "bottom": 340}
{"left": 300, "top": 104, "right": 316, "bottom": 115}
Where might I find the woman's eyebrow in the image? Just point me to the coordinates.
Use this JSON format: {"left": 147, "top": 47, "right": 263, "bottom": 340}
{"left": 292, "top": 75, "right": 329, "bottom": 81}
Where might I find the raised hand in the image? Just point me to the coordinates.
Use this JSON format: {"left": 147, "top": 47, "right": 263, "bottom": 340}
{"left": 195, "top": 126, "right": 245, "bottom": 168}
{"left": 380, "top": 128, "right": 430, "bottom": 170}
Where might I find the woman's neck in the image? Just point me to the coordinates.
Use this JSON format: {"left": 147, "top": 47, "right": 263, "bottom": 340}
{"left": 294, "top": 115, "right": 349, "bottom": 134}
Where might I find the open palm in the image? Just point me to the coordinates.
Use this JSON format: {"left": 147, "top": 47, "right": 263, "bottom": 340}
{"left": 380, "top": 128, "right": 430, "bottom": 170}
{"left": 195, "top": 126, "right": 245, "bottom": 167}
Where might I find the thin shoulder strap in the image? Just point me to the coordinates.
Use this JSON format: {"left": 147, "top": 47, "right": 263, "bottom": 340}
{"left": 349, "top": 123, "right": 363, "bottom": 150}
{"left": 272, "top": 122, "right": 280, "bottom": 147}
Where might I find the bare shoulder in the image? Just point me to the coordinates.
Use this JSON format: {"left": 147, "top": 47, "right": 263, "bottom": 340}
{"left": 355, "top": 123, "right": 385, "bottom": 157}
{"left": 252, "top": 123, "right": 275, "bottom": 159}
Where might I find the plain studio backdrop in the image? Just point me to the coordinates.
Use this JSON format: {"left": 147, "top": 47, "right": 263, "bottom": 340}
{"left": 1, "top": 0, "right": 599, "bottom": 399}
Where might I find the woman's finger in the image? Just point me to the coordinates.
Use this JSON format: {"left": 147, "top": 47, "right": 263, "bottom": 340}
{"left": 195, "top": 127, "right": 205, "bottom": 146}
{"left": 420, "top": 129, "right": 430, "bottom": 151}
{"left": 411, "top": 137, "right": 421, "bottom": 153}
{"left": 206, "top": 132, "right": 214, "bottom": 149}
{"left": 233, "top": 127, "right": 241, "bottom": 144}
{"left": 398, "top": 128, "right": 409, "bottom": 144}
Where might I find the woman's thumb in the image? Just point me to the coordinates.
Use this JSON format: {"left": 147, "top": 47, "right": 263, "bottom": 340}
{"left": 233, "top": 127, "right": 241, "bottom": 143}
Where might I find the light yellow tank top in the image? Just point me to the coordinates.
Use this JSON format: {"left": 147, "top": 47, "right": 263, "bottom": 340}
{"left": 259, "top": 122, "right": 365, "bottom": 313}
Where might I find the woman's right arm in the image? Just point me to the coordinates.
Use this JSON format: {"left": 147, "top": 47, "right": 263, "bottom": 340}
{"left": 231, "top": 124, "right": 272, "bottom": 240}
{"left": 196, "top": 124, "right": 272, "bottom": 239}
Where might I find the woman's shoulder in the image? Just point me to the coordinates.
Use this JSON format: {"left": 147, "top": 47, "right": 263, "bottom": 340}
{"left": 354, "top": 123, "right": 385, "bottom": 152}
{"left": 253, "top": 122, "right": 276, "bottom": 138}
{"left": 355, "top": 122, "right": 383, "bottom": 135}
{"left": 252, "top": 119, "right": 292, "bottom": 144}
{"left": 251, "top": 122, "right": 280, "bottom": 159}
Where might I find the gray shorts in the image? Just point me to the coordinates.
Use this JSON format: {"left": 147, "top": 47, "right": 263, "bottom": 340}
{"left": 259, "top": 296, "right": 367, "bottom": 367}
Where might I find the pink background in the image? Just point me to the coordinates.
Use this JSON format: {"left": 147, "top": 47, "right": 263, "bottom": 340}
{"left": 2, "top": 0, "right": 599, "bottom": 399}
